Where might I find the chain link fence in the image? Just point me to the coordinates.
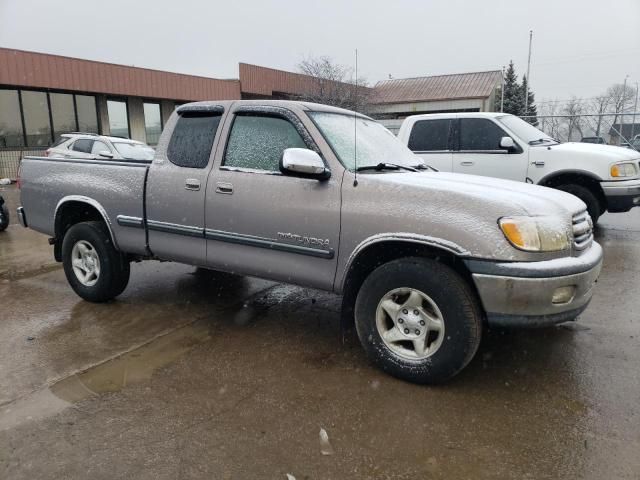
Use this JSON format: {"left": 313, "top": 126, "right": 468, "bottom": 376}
{"left": 0, "top": 147, "right": 47, "bottom": 180}
{"left": 520, "top": 113, "right": 640, "bottom": 150}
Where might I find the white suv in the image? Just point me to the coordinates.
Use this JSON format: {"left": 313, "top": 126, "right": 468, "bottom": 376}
{"left": 47, "top": 133, "right": 155, "bottom": 162}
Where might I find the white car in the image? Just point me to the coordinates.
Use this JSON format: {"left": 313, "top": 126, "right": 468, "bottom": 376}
{"left": 46, "top": 133, "right": 155, "bottom": 162}
{"left": 397, "top": 112, "right": 640, "bottom": 222}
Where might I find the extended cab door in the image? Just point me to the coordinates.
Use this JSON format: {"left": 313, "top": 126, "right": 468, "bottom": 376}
{"left": 452, "top": 117, "right": 527, "bottom": 181}
{"left": 145, "top": 106, "right": 224, "bottom": 265}
{"left": 204, "top": 105, "right": 341, "bottom": 290}
{"left": 404, "top": 118, "right": 454, "bottom": 171}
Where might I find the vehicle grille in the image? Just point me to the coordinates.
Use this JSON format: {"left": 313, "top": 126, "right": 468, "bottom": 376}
{"left": 572, "top": 210, "right": 593, "bottom": 250}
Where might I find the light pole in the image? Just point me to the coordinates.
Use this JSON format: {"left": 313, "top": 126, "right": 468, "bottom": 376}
{"left": 524, "top": 30, "right": 533, "bottom": 113}
{"left": 500, "top": 66, "right": 505, "bottom": 112}
{"left": 620, "top": 75, "right": 629, "bottom": 145}
{"left": 632, "top": 82, "right": 639, "bottom": 144}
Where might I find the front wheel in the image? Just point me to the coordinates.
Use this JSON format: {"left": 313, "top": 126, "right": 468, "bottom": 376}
{"left": 556, "top": 184, "right": 602, "bottom": 224}
{"left": 62, "top": 221, "right": 130, "bottom": 302}
{"left": 0, "top": 203, "right": 9, "bottom": 232}
{"left": 354, "top": 257, "right": 482, "bottom": 384}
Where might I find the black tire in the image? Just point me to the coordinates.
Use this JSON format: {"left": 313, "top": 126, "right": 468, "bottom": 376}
{"left": 0, "top": 203, "right": 9, "bottom": 232}
{"left": 556, "top": 184, "right": 602, "bottom": 223}
{"left": 354, "top": 257, "right": 482, "bottom": 384}
{"left": 61, "top": 221, "right": 130, "bottom": 302}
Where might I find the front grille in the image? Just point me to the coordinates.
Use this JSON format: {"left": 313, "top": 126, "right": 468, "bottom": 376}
{"left": 572, "top": 210, "right": 593, "bottom": 250}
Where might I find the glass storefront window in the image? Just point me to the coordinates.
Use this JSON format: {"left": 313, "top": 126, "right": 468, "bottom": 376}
{"left": 143, "top": 103, "right": 162, "bottom": 145}
{"left": 21, "top": 90, "right": 51, "bottom": 147}
{"left": 0, "top": 89, "right": 24, "bottom": 147}
{"left": 107, "top": 100, "right": 129, "bottom": 138}
{"left": 76, "top": 95, "right": 99, "bottom": 134}
{"left": 50, "top": 93, "right": 76, "bottom": 138}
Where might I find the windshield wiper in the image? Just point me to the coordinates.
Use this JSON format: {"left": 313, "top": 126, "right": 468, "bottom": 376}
{"left": 529, "top": 138, "right": 555, "bottom": 145}
{"left": 356, "top": 162, "right": 419, "bottom": 173}
{"left": 415, "top": 163, "right": 438, "bottom": 172}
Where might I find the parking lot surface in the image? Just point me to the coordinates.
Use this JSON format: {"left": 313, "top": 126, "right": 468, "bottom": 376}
{"left": 0, "top": 184, "right": 639, "bottom": 479}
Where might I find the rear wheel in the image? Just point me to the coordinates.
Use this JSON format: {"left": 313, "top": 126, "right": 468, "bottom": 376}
{"left": 62, "top": 221, "right": 130, "bottom": 302}
{"left": 354, "top": 257, "right": 482, "bottom": 384}
{"left": 555, "top": 184, "right": 602, "bottom": 223}
{"left": 0, "top": 203, "right": 9, "bottom": 232}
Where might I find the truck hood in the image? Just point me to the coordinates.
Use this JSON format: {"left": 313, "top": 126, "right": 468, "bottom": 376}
{"left": 370, "top": 171, "right": 586, "bottom": 217}
{"left": 540, "top": 142, "right": 640, "bottom": 162}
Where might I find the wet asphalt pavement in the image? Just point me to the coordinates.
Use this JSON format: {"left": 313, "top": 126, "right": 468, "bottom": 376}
{"left": 0, "top": 184, "right": 639, "bottom": 479}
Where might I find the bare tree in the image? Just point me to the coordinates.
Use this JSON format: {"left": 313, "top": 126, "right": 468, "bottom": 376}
{"left": 538, "top": 101, "right": 564, "bottom": 141}
{"left": 606, "top": 83, "right": 636, "bottom": 128}
{"left": 589, "top": 94, "right": 611, "bottom": 137}
{"left": 562, "top": 96, "right": 585, "bottom": 141}
{"left": 297, "top": 55, "right": 371, "bottom": 112}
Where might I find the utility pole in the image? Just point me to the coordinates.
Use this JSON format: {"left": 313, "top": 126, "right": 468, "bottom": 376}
{"left": 500, "top": 66, "right": 505, "bottom": 112}
{"left": 524, "top": 30, "right": 533, "bottom": 113}
{"left": 620, "top": 75, "right": 629, "bottom": 145}
{"left": 631, "top": 81, "right": 639, "bottom": 144}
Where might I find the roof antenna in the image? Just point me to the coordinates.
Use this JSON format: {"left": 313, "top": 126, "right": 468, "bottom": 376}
{"left": 353, "top": 48, "right": 359, "bottom": 187}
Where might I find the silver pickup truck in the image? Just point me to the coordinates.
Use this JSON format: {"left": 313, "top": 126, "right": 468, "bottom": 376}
{"left": 18, "top": 100, "right": 603, "bottom": 384}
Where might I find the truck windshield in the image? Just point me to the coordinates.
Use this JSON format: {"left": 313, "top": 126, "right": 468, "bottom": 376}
{"left": 112, "top": 142, "right": 155, "bottom": 161}
{"left": 308, "top": 112, "right": 424, "bottom": 171}
{"left": 496, "top": 115, "right": 558, "bottom": 145}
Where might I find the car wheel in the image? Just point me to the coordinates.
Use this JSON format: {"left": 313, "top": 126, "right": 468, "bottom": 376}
{"left": 556, "top": 184, "right": 601, "bottom": 224}
{"left": 354, "top": 257, "right": 482, "bottom": 384}
{"left": 0, "top": 203, "right": 9, "bottom": 232}
{"left": 62, "top": 221, "right": 130, "bottom": 302}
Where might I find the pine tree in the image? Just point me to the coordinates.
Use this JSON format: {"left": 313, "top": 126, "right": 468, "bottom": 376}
{"left": 520, "top": 74, "right": 538, "bottom": 125}
{"left": 501, "top": 61, "right": 524, "bottom": 116}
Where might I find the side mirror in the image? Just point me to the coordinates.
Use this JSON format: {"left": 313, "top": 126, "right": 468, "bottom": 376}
{"left": 499, "top": 137, "right": 515, "bottom": 150}
{"left": 98, "top": 150, "right": 114, "bottom": 159}
{"left": 280, "top": 148, "right": 330, "bottom": 180}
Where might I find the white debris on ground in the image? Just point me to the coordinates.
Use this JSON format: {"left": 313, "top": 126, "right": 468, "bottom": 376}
{"left": 285, "top": 474, "right": 296, "bottom": 480}
{"left": 319, "top": 427, "right": 335, "bottom": 455}
{"left": 0, "top": 178, "right": 11, "bottom": 185}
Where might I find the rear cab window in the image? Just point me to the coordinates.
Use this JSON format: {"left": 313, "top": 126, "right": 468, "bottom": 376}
{"left": 223, "top": 114, "right": 306, "bottom": 172}
{"left": 408, "top": 119, "right": 452, "bottom": 151}
{"left": 167, "top": 112, "right": 222, "bottom": 168}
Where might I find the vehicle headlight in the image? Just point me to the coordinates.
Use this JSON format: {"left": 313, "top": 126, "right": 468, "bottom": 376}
{"left": 499, "top": 216, "right": 570, "bottom": 252}
{"left": 610, "top": 162, "right": 638, "bottom": 178}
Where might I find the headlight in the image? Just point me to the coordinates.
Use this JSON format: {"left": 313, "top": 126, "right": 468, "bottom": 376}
{"left": 610, "top": 162, "right": 638, "bottom": 178}
{"left": 499, "top": 216, "right": 570, "bottom": 252}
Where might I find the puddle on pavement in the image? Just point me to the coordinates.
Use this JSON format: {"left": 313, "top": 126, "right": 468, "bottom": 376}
{"left": 0, "top": 320, "right": 211, "bottom": 431}
{"left": 0, "top": 282, "right": 297, "bottom": 431}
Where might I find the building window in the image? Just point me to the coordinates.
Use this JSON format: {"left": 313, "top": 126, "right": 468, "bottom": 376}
{"left": 76, "top": 95, "right": 99, "bottom": 134}
{"left": 143, "top": 102, "right": 162, "bottom": 145}
{"left": 50, "top": 93, "right": 76, "bottom": 139}
{"left": 0, "top": 89, "right": 24, "bottom": 147}
{"left": 21, "top": 90, "right": 52, "bottom": 147}
{"left": 107, "top": 99, "right": 129, "bottom": 138}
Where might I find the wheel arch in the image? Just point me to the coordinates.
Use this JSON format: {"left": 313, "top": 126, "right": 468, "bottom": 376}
{"left": 337, "top": 236, "right": 480, "bottom": 329}
{"left": 537, "top": 170, "right": 606, "bottom": 209}
{"left": 53, "top": 196, "right": 118, "bottom": 261}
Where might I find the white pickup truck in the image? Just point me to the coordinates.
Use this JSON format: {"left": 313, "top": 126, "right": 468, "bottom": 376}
{"left": 397, "top": 112, "right": 640, "bottom": 222}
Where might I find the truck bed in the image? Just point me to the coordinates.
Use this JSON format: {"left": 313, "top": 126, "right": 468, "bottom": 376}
{"left": 19, "top": 156, "right": 150, "bottom": 256}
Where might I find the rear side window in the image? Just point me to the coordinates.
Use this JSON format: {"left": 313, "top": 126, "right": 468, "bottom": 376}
{"left": 72, "top": 139, "right": 94, "bottom": 153}
{"left": 408, "top": 119, "right": 451, "bottom": 151}
{"left": 223, "top": 115, "right": 306, "bottom": 171}
{"left": 459, "top": 118, "right": 508, "bottom": 151}
{"left": 167, "top": 113, "right": 222, "bottom": 168}
{"left": 91, "top": 141, "right": 111, "bottom": 155}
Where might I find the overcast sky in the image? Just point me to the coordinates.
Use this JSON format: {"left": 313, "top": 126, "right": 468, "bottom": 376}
{"left": 1, "top": 0, "right": 639, "bottom": 104}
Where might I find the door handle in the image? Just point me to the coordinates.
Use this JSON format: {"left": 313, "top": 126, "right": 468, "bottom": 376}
{"left": 532, "top": 160, "right": 545, "bottom": 167}
{"left": 215, "top": 182, "right": 233, "bottom": 195}
{"left": 185, "top": 179, "right": 201, "bottom": 191}
{"left": 460, "top": 161, "right": 475, "bottom": 166}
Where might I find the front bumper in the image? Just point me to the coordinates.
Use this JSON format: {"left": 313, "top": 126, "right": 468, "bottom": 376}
{"left": 464, "top": 242, "right": 603, "bottom": 328}
{"left": 601, "top": 178, "right": 640, "bottom": 212}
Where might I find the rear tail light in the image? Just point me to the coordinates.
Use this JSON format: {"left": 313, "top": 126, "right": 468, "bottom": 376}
{"left": 16, "top": 163, "right": 22, "bottom": 189}
{"left": 44, "top": 149, "right": 50, "bottom": 157}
